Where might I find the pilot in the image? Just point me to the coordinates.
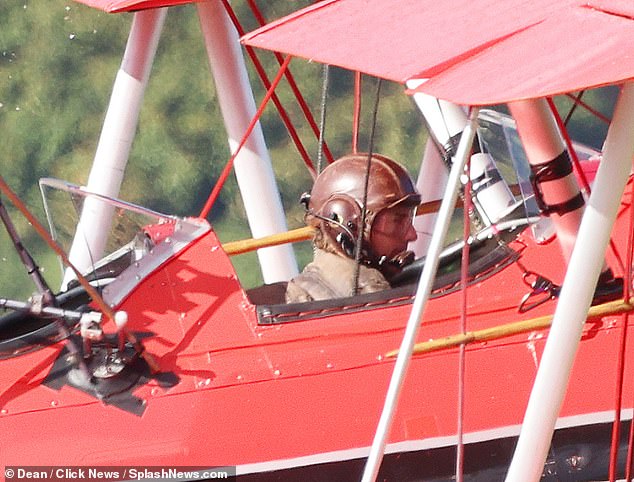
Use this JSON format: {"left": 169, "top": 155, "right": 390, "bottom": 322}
{"left": 286, "top": 153, "right": 421, "bottom": 303}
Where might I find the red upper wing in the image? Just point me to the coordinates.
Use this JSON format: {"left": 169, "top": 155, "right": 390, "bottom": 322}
{"left": 242, "top": 0, "right": 634, "bottom": 105}
{"left": 73, "top": 0, "right": 201, "bottom": 13}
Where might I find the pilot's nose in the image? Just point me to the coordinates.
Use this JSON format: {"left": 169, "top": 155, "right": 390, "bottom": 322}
{"left": 405, "top": 223, "right": 417, "bottom": 243}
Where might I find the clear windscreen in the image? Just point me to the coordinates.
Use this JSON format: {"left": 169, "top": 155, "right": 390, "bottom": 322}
{"left": 38, "top": 178, "right": 189, "bottom": 289}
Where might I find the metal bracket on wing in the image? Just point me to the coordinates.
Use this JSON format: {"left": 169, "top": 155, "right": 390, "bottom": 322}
{"left": 518, "top": 271, "right": 560, "bottom": 313}
{"left": 101, "top": 218, "right": 210, "bottom": 308}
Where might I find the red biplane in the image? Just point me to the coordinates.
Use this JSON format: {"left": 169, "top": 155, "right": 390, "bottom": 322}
{"left": 2, "top": 1, "right": 634, "bottom": 481}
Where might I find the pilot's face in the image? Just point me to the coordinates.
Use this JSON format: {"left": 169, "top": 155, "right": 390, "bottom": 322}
{"left": 370, "top": 204, "right": 417, "bottom": 260}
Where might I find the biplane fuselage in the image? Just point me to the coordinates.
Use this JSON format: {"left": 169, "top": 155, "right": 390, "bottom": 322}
{"left": 3, "top": 0, "right": 634, "bottom": 481}
{"left": 2, "top": 163, "right": 632, "bottom": 481}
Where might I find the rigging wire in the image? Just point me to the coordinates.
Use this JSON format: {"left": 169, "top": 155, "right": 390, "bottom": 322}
{"left": 435, "top": 97, "right": 455, "bottom": 156}
{"left": 234, "top": 0, "right": 335, "bottom": 168}
{"left": 362, "top": 108, "right": 481, "bottom": 482}
{"left": 0, "top": 195, "right": 55, "bottom": 305}
{"left": 246, "top": 0, "right": 335, "bottom": 166}
{"left": 563, "top": 91, "right": 584, "bottom": 126}
{"left": 565, "top": 91, "right": 611, "bottom": 125}
{"left": 221, "top": 0, "right": 316, "bottom": 176}
{"left": 0, "top": 175, "right": 160, "bottom": 373}
{"left": 549, "top": 96, "right": 628, "bottom": 479}
{"left": 316, "top": 64, "right": 330, "bottom": 175}
{"left": 199, "top": 55, "right": 292, "bottom": 219}
{"left": 546, "top": 97, "right": 626, "bottom": 275}
{"left": 624, "top": 179, "right": 634, "bottom": 480}
{"left": 609, "top": 188, "right": 632, "bottom": 480}
{"left": 425, "top": 99, "right": 486, "bottom": 232}
{"left": 69, "top": 191, "right": 99, "bottom": 291}
{"left": 353, "top": 77, "right": 382, "bottom": 295}
{"left": 456, "top": 147, "right": 473, "bottom": 482}
{"left": 353, "top": 72, "right": 362, "bottom": 154}
{"left": 547, "top": 98, "right": 593, "bottom": 196}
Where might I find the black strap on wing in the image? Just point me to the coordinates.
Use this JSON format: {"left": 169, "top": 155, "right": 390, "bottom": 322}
{"left": 529, "top": 150, "right": 585, "bottom": 216}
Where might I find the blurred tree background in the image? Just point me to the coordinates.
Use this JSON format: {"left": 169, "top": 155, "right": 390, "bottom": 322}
{"left": 0, "top": 0, "right": 429, "bottom": 301}
{"left": 0, "top": 1, "right": 618, "bottom": 303}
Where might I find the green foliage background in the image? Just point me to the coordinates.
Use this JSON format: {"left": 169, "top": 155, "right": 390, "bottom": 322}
{"left": 0, "top": 1, "right": 431, "bottom": 301}
{"left": 0, "top": 1, "right": 619, "bottom": 304}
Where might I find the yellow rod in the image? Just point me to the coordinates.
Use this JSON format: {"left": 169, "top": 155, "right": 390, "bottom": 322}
{"left": 220, "top": 201, "right": 459, "bottom": 256}
{"left": 222, "top": 226, "right": 314, "bottom": 255}
{"left": 220, "top": 186, "right": 524, "bottom": 256}
{"left": 385, "top": 297, "right": 634, "bottom": 358}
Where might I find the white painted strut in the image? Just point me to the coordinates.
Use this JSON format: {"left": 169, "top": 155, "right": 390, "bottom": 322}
{"left": 408, "top": 89, "right": 514, "bottom": 255}
{"left": 505, "top": 83, "right": 634, "bottom": 481}
{"left": 63, "top": 8, "right": 166, "bottom": 288}
{"left": 410, "top": 140, "right": 448, "bottom": 258}
{"left": 361, "top": 108, "right": 479, "bottom": 482}
{"left": 197, "top": 1, "right": 298, "bottom": 283}
{"left": 407, "top": 85, "right": 467, "bottom": 150}
{"left": 407, "top": 86, "right": 462, "bottom": 258}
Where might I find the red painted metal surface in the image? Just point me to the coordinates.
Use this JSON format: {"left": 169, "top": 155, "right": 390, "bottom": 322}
{"left": 2, "top": 177, "right": 633, "bottom": 471}
{"left": 4, "top": 1, "right": 630, "bottom": 478}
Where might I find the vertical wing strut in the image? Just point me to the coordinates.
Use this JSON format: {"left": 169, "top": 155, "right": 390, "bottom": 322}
{"left": 361, "top": 107, "right": 480, "bottom": 482}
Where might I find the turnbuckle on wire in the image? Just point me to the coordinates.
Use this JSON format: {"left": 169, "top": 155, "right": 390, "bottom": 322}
{"left": 519, "top": 271, "right": 560, "bottom": 313}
